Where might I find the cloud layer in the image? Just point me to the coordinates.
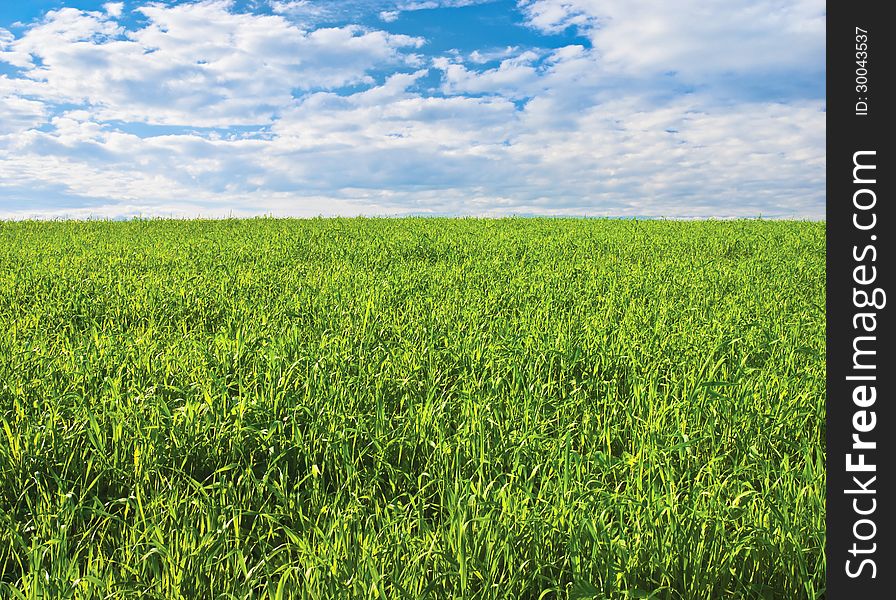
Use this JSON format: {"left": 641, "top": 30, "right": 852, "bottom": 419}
{"left": 0, "top": 0, "right": 825, "bottom": 218}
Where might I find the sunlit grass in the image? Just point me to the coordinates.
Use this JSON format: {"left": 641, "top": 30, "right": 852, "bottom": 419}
{"left": 0, "top": 218, "right": 824, "bottom": 599}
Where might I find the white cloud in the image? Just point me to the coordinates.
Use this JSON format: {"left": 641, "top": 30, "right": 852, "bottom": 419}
{"left": 0, "top": 68, "right": 824, "bottom": 219}
{"left": 437, "top": 49, "right": 545, "bottom": 98}
{"left": 104, "top": 2, "right": 124, "bottom": 18}
{"left": 518, "top": 0, "right": 825, "bottom": 78}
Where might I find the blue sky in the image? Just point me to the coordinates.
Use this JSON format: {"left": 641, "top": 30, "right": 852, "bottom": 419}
{"left": 0, "top": 0, "right": 825, "bottom": 219}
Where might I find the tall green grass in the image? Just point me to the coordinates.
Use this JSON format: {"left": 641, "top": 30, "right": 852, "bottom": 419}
{"left": 0, "top": 218, "right": 824, "bottom": 599}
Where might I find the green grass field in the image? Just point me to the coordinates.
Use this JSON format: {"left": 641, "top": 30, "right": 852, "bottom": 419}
{"left": 0, "top": 218, "right": 824, "bottom": 599}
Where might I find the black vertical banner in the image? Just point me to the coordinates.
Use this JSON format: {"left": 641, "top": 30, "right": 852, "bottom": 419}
{"left": 827, "top": 1, "right": 894, "bottom": 597}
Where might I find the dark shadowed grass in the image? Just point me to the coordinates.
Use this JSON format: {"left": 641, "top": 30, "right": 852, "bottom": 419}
{"left": 0, "top": 218, "right": 824, "bottom": 599}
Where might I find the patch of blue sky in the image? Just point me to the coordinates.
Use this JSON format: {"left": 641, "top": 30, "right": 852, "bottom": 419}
{"left": 405, "top": 68, "right": 443, "bottom": 94}
{"left": 361, "top": 1, "right": 591, "bottom": 56}
{"left": 0, "top": 63, "right": 22, "bottom": 77}
{"left": 1, "top": 1, "right": 122, "bottom": 26}
{"left": 0, "top": 1, "right": 71, "bottom": 27}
